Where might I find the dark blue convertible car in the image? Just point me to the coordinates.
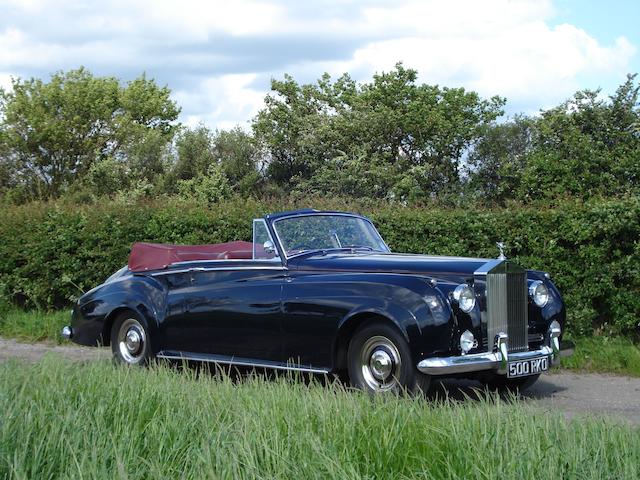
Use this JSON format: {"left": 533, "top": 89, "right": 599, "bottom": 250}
{"left": 63, "top": 209, "right": 573, "bottom": 393}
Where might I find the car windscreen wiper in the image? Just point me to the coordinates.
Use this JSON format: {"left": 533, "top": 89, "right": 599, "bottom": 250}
{"left": 287, "top": 248, "right": 328, "bottom": 258}
{"left": 336, "top": 246, "right": 381, "bottom": 252}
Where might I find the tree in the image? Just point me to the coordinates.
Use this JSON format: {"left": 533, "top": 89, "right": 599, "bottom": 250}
{"left": 520, "top": 75, "right": 640, "bottom": 201}
{"left": 0, "top": 68, "right": 180, "bottom": 199}
{"left": 213, "top": 127, "right": 262, "bottom": 194}
{"left": 466, "top": 116, "right": 533, "bottom": 204}
{"left": 176, "top": 163, "right": 232, "bottom": 204}
{"left": 172, "top": 125, "right": 217, "bottom": 182}
{"left": 253, "top": 64, "right": 505, "bottom": 198}
{"left": 169, "top": 125, "right": 261, "bottom": 195}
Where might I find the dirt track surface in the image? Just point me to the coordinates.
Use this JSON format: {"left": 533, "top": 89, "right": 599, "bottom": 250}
{"left": 2, "top": 337, "right": 639, "bottom": 425}
{"left": 0, "top": 337, "right": 110, "bottom": 363}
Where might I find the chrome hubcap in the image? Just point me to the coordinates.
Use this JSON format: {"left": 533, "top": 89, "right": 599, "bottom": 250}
{"left": 117, "top": 319, "right": 146, "bottom": 364}
{"left": 370, "top": 350, "right": 393, "bottom": 380}
{"left": 360, "top": 336, "right": 402, "bottom": 392}
{"left": 125, "top": 330, "right": 141, "bottom": 354}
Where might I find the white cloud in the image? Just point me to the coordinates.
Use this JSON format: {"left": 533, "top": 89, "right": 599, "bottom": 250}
{"left": 174, "top": 74, "right": 265, "bottom": 130}
{"left": 0, "top": 0, "right": 636, "bottom": 126}
{"left": 0, "top": 72, "right": 13, "bottom": 91}
{"left": 319, "top": 1, "right": 635, "bottom": 114}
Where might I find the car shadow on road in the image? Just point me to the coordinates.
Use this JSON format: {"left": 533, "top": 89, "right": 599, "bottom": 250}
{"left": 431, "top": 376, "right": 569, "bottom": 403}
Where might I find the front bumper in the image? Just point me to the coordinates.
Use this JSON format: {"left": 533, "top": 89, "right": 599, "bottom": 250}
{"left": 417, "top": 334, "right": 575, "bottom": 376}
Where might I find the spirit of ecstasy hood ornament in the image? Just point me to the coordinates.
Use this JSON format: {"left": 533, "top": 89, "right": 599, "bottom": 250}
{"left": 496, "top": 242, "right": 506, "bottom": 260}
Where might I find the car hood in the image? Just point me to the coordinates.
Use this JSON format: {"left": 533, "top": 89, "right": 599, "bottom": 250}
{"left": 291, "top": 252, "right": 493, "bottom": 281}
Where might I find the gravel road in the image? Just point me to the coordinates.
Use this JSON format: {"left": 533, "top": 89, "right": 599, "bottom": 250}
{"left": 2, "top": 337, "right": 638, "bottom": 425}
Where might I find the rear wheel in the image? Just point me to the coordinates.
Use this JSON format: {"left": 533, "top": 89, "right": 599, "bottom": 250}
{"left": 110, "top": 312, "right": 153, "bottom": 365}
{"left": 347, "top": 322, "right": 430, "bottom": 394}
{"left": 485, "top": 374, "right": 540, "bottom": 392}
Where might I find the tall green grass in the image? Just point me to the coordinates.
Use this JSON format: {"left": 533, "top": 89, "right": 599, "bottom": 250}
{"left": 561, "top": 335, "right": 640, "bottom": 377}
{"left": 1, "top": 358, "right": 638, "bottom": 479}
{"left": 0, "top": 308, "right": 69, "bottom": 344}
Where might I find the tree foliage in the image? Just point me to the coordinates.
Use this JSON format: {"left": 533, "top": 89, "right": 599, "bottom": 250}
{"left": 254, "top": 64, "right": 505, "bottom": 199}
{"left": 0, "top": 66, "right": 638, "bottom": 205}
{"left": 0, "top": 68, "right": 179, "bottom": 199}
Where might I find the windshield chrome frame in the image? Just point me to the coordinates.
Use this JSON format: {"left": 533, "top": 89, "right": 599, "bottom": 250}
{"left": 271, "top": 212, "right": 391, "bottom": 260}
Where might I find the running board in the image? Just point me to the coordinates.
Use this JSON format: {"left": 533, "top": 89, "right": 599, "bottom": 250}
{"left": 156, "top": 351, "right": 330, "bottom": 374}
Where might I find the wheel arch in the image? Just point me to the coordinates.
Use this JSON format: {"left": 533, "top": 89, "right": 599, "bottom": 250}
{"left": 101, "top": 304, "right": 158, "bottom": 349}
{"left": 333, "top": 311, "right": 409, "bottom": 372}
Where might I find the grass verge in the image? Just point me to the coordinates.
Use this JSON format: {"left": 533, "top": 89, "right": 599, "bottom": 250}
{"left": 560, "top": 335, "right": 640, "bottom": 377}
{"left": 0, "top": 308, "right": 69, "bottom": 344}
{"left": 1, "top": 308, "right": 640, "bottom": 377}
{"left": 1, "top": 358, "right": 639, "bottom": 479}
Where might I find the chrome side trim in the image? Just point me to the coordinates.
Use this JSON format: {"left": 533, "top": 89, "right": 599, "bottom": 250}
{"left": 156, "top": 351, "right": 330, "bottom": 374}
{"left": 150, "top": 266, "right": 287, "bottom": 276}
{"left": 170, "top": 259, "right": 282, "bottom": 266}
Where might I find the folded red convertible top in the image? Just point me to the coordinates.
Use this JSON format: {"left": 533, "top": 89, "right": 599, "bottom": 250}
{"left": 128, "top": 241, "right": 254, "bottom": 272}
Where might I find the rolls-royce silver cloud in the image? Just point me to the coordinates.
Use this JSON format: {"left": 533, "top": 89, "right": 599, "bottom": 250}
{"left": 63, "top": 209, "right": 574, "bottom": 393}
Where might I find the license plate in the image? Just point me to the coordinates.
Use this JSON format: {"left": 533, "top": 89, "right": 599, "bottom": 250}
{"left": 507, "top": 357, "right": 549, "bottom": 378}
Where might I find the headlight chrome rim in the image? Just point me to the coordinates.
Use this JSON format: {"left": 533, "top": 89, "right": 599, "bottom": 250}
{"left": 460, "top": 330, "right": 477, "bottom": 354}
{"left": 453, "top": 284, "right": 476, "bottom": 313}
{"left": 529, "top": 280, "right": 549, "bottom": 307}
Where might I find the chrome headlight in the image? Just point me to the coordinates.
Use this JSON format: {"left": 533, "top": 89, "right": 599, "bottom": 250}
{"left": 453, "top": 284, "right": 475, "bottom": 313}
{"left": 529, "top": 280, "right": 549, "bottom": 307}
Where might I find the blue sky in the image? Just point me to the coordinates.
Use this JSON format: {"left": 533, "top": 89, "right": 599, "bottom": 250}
{"left": 0, "top": 0, "right": 637, "bottom": 128}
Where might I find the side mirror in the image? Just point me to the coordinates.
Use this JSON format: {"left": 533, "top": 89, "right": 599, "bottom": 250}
{"left": 263, "top": 240, "right": 276, "bottom": 256}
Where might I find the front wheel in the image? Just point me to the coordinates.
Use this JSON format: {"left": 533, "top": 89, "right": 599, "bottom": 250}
{"left": 111, "top": 313, "right": 154, "bottom": 365}
{"left": 347, "top": 322, "right": 430, "bottom": 394}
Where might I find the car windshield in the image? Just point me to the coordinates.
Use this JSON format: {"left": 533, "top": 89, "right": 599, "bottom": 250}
{"left": 273, "top": 214, "right": 389, "bottom": 257}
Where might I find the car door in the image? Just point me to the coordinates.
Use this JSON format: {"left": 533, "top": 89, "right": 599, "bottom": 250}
{"left": 161, "top": 262, "right": 286, "bottom": 361}
{"left": 281, "top": 268, "right": 350, "bottom": 369}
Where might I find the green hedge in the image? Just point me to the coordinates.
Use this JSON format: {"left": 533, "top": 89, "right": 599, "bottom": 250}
{"left": 0, "top": 197, "right": 638, "bottom": 336}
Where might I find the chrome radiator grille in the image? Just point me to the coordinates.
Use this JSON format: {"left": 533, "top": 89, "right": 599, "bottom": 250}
{"left": 485, "top": 266, "right": 528, "bottom": 353}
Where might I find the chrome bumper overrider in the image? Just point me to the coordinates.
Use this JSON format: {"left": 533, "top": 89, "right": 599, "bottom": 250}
{"left": 417, "top": 333, "right": 575, "bottom": 376}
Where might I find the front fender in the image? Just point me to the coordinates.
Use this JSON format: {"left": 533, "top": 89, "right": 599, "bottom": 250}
{"left": 71, "top": 274, "right": 166, "bottom": 350}
{"left": 334, "top": 274, "right": 458, "bottom": 365}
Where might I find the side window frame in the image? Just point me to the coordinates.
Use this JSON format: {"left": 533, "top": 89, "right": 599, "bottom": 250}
{"left": 252, "top": 218, "right": 280, "bottom": 262}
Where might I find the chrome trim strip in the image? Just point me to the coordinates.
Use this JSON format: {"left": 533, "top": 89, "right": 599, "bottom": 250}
{"left": 150, "top": 266, "right": 287, "bottom": 276}
{"left": 170, "top": 259, "right": 280, "bottom": 266}
{"left": 156, "top": 351, "right": 330, "bottom": 374}
{"left": 473, "top": 259, "right": 504, "bottom": 276}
